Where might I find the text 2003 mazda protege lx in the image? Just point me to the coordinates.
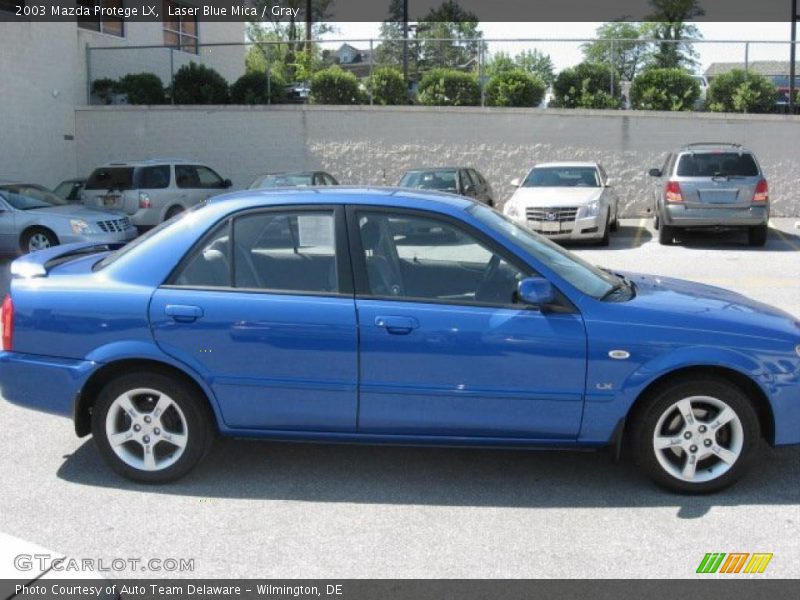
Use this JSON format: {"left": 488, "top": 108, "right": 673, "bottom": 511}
{"left": 1, "top": 188, "right": 799, "bottom": 493}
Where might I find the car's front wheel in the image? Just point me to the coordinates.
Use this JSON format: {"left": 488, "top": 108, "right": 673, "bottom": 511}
{"left": 91, "top": 372, "right": 214, "bottom": 483}
{"left": 631, "top": 376, "right": 760, "bottom": 494}
{"left": 21, "top": 228, "right": 58, "bottom": 253}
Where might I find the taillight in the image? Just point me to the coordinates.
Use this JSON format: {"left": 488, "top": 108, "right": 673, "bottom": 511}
{"left": 753, "top": 179, "right": 769, "bottom": 203}
{"left": 138, "top": 192, "right": 152, "bottom": 209}
{"left": 1, "top": 294, "right": 13, "bottom": 352}
{"left": 665, "top": 181, "right": 683, "bottom": 203}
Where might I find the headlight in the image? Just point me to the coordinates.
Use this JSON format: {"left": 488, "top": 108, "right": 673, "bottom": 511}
{"left": 582, "top": 201, "right": 600, "bottom": 218}
{"left": 69, "top": 219, "right": 91, "bottom": 235}
{"left": 504, "top": 202, "right": 521, "bottom": 219}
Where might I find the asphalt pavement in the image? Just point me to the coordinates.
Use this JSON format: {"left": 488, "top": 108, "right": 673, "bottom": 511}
{"left": 0, "top": 219, "right": 798, "bottom": 578}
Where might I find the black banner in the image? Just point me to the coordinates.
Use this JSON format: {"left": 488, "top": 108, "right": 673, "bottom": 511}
{"left": 1, "top": 580, "right": 800, "bottom": 600}
{"left": 0, "top": 0, "right": 796, "bottom": 23}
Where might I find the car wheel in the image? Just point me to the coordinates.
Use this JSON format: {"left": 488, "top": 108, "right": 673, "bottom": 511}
{"left": 747, "top": 224, "right": 768, "bottom": 247}
{"left": 21, "top": 228, "right": 58, "bottom": 254}
{"left": 658, "top": 224, "right": 675, "bottom": 245}
{"left": 91, "top": 371, "right": 214, "bottom": 483}
{"left": 631, "top": 376, "right": 760, "bottom": 494}
{"left": 165, "top": 205, "right": 185, "bottom": 221}
{"left": 610, "top": 215, "right": 619, "bottom": 232}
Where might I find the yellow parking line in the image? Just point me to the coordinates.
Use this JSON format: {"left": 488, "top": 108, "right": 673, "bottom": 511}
{"left": 632, "top": 218, "right": 647, "bottom": 248}
{"left": 770, "top": 220, "right": 800, "bottom": 251}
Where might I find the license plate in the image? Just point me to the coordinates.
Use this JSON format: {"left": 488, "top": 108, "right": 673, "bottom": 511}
{"left": 536, "top": 221, "right": 560, "bottom": 233}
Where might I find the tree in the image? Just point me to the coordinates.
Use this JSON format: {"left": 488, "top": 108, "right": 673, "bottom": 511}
{"left": 374, "top": 0, "right": 406, "bottom": 67}
{"left": 629, "top": 68, "right": 700, "bottom": 110}
{"left": 514, "top": 49, "right": 555, "bottom": 85}
{"left": 247, "top": 1, "right": 334, "bottom": 81}
{"left": 552, "top": 62, "right": 621, "bottom": 109}
{"left": 485, "top": 69, "right": 546, "bottom": 107}
{"left": 582, "top": 21, "right": 651, "bottom": 81}
{"left": 485, "top": 49, "right": 555, "bottom": 85}
{"left": 707, "top": 70, "right": 778, "bottom": 113}
{"left": 645, "top": 0, "right": 704, "bottom": 70}
{"left": 415, "top": 0, "right": 486, "bottom": 71}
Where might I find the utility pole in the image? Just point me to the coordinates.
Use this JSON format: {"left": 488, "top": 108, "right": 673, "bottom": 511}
{"left": 791, "top": 0, "right": 798, "bottom": 113}
{"left": 305, "top": 0, "right": 312, "bottom": 52}
{"left": 402, "top": 0, "right": 409, "bottom": 85}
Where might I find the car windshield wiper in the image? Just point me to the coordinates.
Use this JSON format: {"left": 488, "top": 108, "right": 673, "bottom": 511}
{"left": 599, "top": 270, "right": 636, "bottom": 301}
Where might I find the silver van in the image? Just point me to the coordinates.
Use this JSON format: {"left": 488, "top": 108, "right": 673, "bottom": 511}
{"left": 648, "top": 143, "right": 769, "bottom": 246}
{"left": 81, "top": 159, "right": 231, "bottom": 230}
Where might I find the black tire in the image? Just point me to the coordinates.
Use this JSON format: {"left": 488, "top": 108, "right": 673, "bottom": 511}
{"left": 165, "top": 205, "right": 185, "bottom": 221}
{"left": 748, "top": 224, "right": 768, "bottom": 247}
{"left": 91, "top": 371, "right": 214, "bottom": 483}
{"left": 20, "top": 227, "right": 58, "bottom": 254}
{"left": 658, "top": 224, "right": 675, "bottom": 245}
{"left": 630, "top": 376, "right": 761, "bottom": 494}
{"left": 610, "top": 215, "right": 619, "bottom": 232}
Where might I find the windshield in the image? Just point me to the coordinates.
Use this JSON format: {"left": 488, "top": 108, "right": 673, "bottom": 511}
{"left": 0, "top": 190, "right": 57, "bottom": 210}
{"left": 677, "top": 153, "right": 759, "bottom": 177}
{"left": 0, "top": 185, "right": 67, "bottom": 207}
{"left": 250, "top": 173, "right": 314, "bottom": 189}
{"left": 399, "top": 170, "right": 459, "bottom": 193}
{"left": 469, "top": 204, "right": 618, "bottom": 299}
{"left": 523, "top": 167, "right": 600, "bottom": 188}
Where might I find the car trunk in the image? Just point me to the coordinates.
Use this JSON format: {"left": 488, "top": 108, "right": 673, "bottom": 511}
{"left": 676, "top": 152, "right": 760, "bottom": 208}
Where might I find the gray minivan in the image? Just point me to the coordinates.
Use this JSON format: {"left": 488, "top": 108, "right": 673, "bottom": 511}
{"left": 648, "top": 143, "right": 769, "bottom": 246}
{"left": 81, "top": 159, "right": 231, "bottom": 231}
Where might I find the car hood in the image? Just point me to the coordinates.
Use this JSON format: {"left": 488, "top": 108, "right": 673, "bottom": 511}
{"left": 26, "top": 205, "right": 124, "bottom": 221}
{"left": 509, "top": 186, "right": 603, "bottom": 207}
{"left": 619, "top": 271, "right": 800, "bottom": 340}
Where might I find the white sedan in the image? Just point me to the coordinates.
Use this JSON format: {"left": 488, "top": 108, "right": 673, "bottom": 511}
{"left": 503, "top": 162, "right": 619, "bottom": 246}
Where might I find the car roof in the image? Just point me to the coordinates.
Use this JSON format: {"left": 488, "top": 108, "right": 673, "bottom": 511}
{"left": 96, "top": 158, "right": 193, "bottom": 167}
{"left": 255, "top": 171, "right": 318, "bottom": 177}
{"left": 678, "top": 143, "right": 753, "bottom": 154}
{"left": 207, "top": 186, "right": 474, "bottom": 211}
{"left": 531, "top": 162, "right": 599, "bottom": 168}
{"left": 403, "top": 167, "right": 467, "bottom": 172}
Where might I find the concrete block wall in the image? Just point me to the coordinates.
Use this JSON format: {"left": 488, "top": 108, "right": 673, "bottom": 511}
{"left": 75, "top": 105, "right": 800, "bottom": 217}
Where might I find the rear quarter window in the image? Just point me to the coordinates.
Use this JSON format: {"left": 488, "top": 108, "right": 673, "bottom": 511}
{"left": 85, "top": 167, "right": 135, "bottom": 190}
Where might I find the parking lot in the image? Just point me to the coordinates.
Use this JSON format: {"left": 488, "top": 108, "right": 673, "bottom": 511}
{"left": 0, "top": 218, "right": 798, "bottom": 578}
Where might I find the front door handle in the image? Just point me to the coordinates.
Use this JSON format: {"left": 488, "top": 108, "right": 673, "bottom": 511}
{"left": 375, "top": 315, "right": 419, "bottom": 335}
{"left": 165, "top": 304, "right": 204, "bottom": 323}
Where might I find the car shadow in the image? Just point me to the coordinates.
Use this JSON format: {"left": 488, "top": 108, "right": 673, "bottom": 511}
{"left": 559, "top": 224, "right": 654, "bottom": 251}
{"left": 57, "top": 437, "right": 800, "bottom": 516}
{"left": 673, "top": 227, "right": 799, "bottom": 251}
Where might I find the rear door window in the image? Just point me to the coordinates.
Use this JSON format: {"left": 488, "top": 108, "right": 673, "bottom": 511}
{"left": 677, "top": 153, "right": 759, "bottom": 177}
{"left": 85, "top": 167, "right": 135, "bottom": 190}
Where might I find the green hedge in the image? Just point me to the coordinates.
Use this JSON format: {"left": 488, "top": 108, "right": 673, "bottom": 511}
{"left": 553, "top": 62, "right": 620, "bottom": 109}
{"left": 630, "top": 68, "right": 700, "bottom": 111}
{"left": 310, "top": 66, "right": 363, "bottom": 105}
{"left": 230, "top": 71, "right": 286, "bottom": 104}
{"left": 117, "top": 72, "right": 166, "bottom": 105}
{"left": 707, "top": 69, "right": 777, "bottom": 113}
{"left": 366, "top": 66, "right": 407, "bottom": 105}
{"left": 485, "top": 69, "right": 546, "bottom": 107}
{"left": 172, "top": 62, "right": 229, "bottom": 105}
{"left": 417, "top": 68, "right": 481, "bottom": 106}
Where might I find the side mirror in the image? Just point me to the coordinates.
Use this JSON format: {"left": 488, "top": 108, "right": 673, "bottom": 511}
{"left": 510, "top": 177, "right": 521, "bottom": 187}
{"left": 223, "top": 179, "right": 233, "bottom": 188}
{"left": 605, "top": 177, "right": 614, "bottom": 187}
{"left": 648, "top": 168, "right": 662, "bottom": 177}
{"left": 517, "top": 277, "right": 555, "bottom": 307}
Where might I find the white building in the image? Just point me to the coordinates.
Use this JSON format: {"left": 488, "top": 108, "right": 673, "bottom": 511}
{"left": 0, "top": 2, "right": 244, "bottom": 186}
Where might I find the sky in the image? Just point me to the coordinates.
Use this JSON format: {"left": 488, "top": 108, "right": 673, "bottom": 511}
{"left": 319, "top": 22, "right": 794, "bottom": 74}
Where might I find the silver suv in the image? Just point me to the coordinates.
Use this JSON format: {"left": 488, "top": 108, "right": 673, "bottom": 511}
{"left": 81, "top": 159, "right": 231, "bottom": 230}
{"left": 648, "top": 143, "right": 769, "bottom": 246}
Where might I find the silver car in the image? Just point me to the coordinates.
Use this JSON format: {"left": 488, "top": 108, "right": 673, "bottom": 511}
{"left": 648, "top": 143, "right": 769, "bottom": 246}
{"left": 81, "top": 159, "right": 231, "bottom": 231}
{"left": 0, "top": 185, "right": 136, "bottom": 254}
{"left": 503, "top": 162, "right": 619, "bottom": 246}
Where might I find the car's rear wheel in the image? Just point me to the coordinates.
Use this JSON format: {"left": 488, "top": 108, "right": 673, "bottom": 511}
{"left": 165, "top": 205, "right": 185, "bottom": 221}
{"left": 91, "top": 372, "right": 214, "bottom": 483}
{"left": 21, "top": 228, "right": 58, "bottom": 253}
{"left": 748, "top": 224, "right": 768, "bottom": 247}
{"left": 658, "top": 224, "right": 675, "bottom": 245}
{"left": 631, "top": 376, "right": 760, "bottom": 494}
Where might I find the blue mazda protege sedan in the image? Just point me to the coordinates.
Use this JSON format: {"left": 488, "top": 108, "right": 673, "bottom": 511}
{"left": 1, "top": 188, "right": 799, "bottom": 493}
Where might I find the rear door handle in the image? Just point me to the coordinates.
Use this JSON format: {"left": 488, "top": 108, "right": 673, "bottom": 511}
{"left": 165, "top": 304, "right": 204, "bottom": 323}
{"left": 375, "top": 315, "right": 419, "bottom": 335}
